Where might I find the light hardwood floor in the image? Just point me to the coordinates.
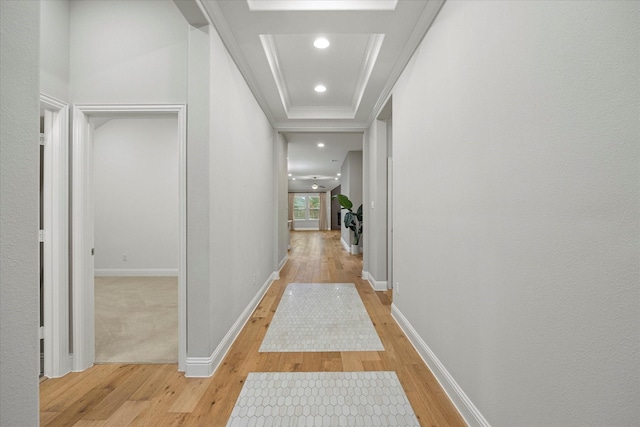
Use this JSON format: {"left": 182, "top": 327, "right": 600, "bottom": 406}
{"left": 40, "top": 231, "right": 465, "bottom": 427}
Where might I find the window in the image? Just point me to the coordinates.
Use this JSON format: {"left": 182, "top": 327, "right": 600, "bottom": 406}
{"left": 293, "top": 194, "right": 320, "bottom": 220}
{"left": 308, "top": 196, "right": 320, "bottom": 219}
{"left": 294, "top": 195, "right": 307, "bottom": 219}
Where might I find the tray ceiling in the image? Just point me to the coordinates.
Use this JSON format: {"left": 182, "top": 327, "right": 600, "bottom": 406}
{"left": 199, "top": 0, "right": 445, "bottom": 130}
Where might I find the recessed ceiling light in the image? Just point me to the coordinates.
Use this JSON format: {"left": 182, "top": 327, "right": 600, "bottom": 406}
{"left": 292, "top": 177, "right": 296, "bottom": 180}
{"left": 288, "top": 173, "right": 292, "bottom": 176}
{"left": 335, "top": 177, "right": 339, "bottom": 180}
{"left": 314, "top": 85, "right": 326, "bottom": 93}
{"left": 317, "top": 143, "right": 325, "bottom": 147}
{"left": 337, "top": 173, "right": 341, "bottom": 176}
{"left": 314, "top": 38, "right": 330, "bottom": 49}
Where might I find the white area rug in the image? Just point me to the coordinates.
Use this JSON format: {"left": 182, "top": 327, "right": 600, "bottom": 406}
{"left": 227, "top": 371, "right": 420, "bottom": 427}
{"left": 259, "top": 283, "right": 384, "bottom": 352}
{"left": 95, "top": 276, "right": 177, "bottom": 363}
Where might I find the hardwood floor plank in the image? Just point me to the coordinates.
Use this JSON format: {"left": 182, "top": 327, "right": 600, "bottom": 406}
{"left": 127, "top": 370, "right": 188, "bottom": 426}
{"left": 168, "top": 378, "right": 210, "bottom": 413}
{"left": 72, "top": 420, "right": 106, "bottom": 427}
{"left": 40, "top": 364, "right": 122, "bottom": 412}
{"left": 43, "top": 388, "right": 112, "bottom": 427}
{"left": 82, "top": 365, "right": 154, "bottom": 420}
{"left": 40, "top": 411, "right": 60, "bottom": 426}
{"left": 39, "top": 230, "right": 466, "bottom": 427}
{"left": 129, "top": 363, "right": 176, "bottom": 401}
{"left": 102, "top": 401, "right": 150, "bottom": 427}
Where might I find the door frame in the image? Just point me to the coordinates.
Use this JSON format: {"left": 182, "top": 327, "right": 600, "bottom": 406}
{"left": 72, "top": 104, "right": 187, "bottom": 371}
{"left": 40, "top": 94, "right": 70, "bottom": 378}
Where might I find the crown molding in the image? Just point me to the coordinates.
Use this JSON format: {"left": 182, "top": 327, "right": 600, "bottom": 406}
{"left": 260, "top": 34, "right": 293, "bottom": 116}
{"left": 351, "top": 34, "right": 385, "bottom": 114}
{"left": 197, "top": 0, "right": 278, "bottom": 127}
{"left": 287, "top": 106, "right": 355, "bottom": 120}
{"left": 247, "top": 0, "right": 398, "bottom": 12}
{"left": 275, "top": 120, "right": 368, "bottom": 132}
{"left": 367, "top": 0, "right": 446, "bottom": 127}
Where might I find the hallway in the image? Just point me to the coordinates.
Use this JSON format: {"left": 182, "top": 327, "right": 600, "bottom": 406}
{"left": 39, "top": 231, "right": 465, "bottom": 426}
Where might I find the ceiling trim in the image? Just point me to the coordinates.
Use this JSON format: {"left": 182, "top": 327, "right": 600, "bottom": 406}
{"left": 365, "top": 0, "right": 446, "bottom": 128}
{"left": 287, "top": 106, "right": 355, "bottom": 120}
{"left": 197, "top": 0, "right": 278, "bottom": 127}
{"left": 351, "top": 34, "right": 385, "bottom": 114}
{"left": 275, "top": 121, "right": 368, "bottom": 132}
{"left": 246, "top": 0, "right": 398, "bottom": 12}
{"left": 261, "top": 32, "right": 385, "bottom": 121}
{"left": 173, "top": 0, "right": 209, "bottom": 27}
{"left": 260, "top": 34, "right": 292, "bottom": 117}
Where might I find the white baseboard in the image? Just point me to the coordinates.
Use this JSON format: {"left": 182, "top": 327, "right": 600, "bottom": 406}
{"left": 94, "top": 268, "right": 178, "bottom": 277}
{"left": 341, "top": 237, "right": 350, "bottom": 252}
{"left": 277, "top": 254, "right": 288, "bottom": 274}
{"left": 294, "top": 227, "right": 320, "bottom": 231}
{"left": 391, "top": 304, "right": 490, "bottom": 427}
{"left": 185, "top": 272, "right": 276, "bottom": 377}
{"left": 363, "top": 271, "right": 387, "bottom": 291}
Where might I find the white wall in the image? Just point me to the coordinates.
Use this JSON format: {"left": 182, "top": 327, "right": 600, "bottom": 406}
{"left": 40, "top": 0, "right": 69, "bottom": 101}
{"left": 276, "top": 133, "right": 289, "bottom": 268}
{"left": 392, "top": 1, "right": 639, "bottom": 426}
{"left": 363, "top": 119, "right": 388, "bottom": 286}
{"left": 69, "top": 0, "right": 188, "bottom": 104}
{"left": 325, "top": 190, "right": 331, "bottom": 231}
{"left": 93, "top": 117, "right": 179, "bottom": 276}
{"left": 186, "top": 23, "right": 213, "bottom": 357}
{"left": 0, "top": 1, "right": 40, "bottom": 425}
{"left": 207, "top": 24, "right": 276, "bottom": 358}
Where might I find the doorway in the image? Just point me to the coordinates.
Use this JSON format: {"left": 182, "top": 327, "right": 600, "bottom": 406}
{"left": 331, "top": 185, "right": 342, "bottom": 230}
{"left": 71, "top": 105, "right": 187, "bottom": 371}
{"left": 376, "top": 98, "right": 393, "bottom": 292}
{"left": 39, "top": 94, "right": 70, "bottom": 378}
{"left": 92, "top": 115, "right": 179, "bottom": 363}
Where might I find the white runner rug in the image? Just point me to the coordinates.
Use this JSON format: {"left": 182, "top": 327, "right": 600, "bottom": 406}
{"left": 227, "top": 371, "right": 420, "bottom": 427}
{"left": 259, "top": 283, "right": 384, "bottom": 352}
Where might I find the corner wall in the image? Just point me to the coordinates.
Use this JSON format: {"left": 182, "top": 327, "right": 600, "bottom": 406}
{"left": 392, "top": 1, "right": 639, "bottom": 425}
{"left": 0, "top": 1, "right": 40, "bottom": 425}
{"left": 204, "top": 23, "right": 276, "bottom": 368}
{"left": 363, "top": 119, "right": 388, "bottom": 288}
{"left": 276, "top": 133, "right": 289, "bottom": 271}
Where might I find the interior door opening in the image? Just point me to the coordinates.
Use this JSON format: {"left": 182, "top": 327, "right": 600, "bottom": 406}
{"left": 72, "top": 104, "right": 187, "bottom": 372}
{"left": 39, "top": 94, "right": 70, "bottom": 379}
{"left": 92, "top": 114, "right": 180, "bottom": 365}
{"left": 39, "top": 119, "right": 45, "bottom": 378}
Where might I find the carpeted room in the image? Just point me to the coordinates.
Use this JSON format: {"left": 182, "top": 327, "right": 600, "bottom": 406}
{"left": 93, "top": 115, "right": 180, "bottom": 364}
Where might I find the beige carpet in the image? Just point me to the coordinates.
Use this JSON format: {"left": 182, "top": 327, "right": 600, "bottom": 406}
{"left": 95, "top": 276, "right": 177, "bottom": 364}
